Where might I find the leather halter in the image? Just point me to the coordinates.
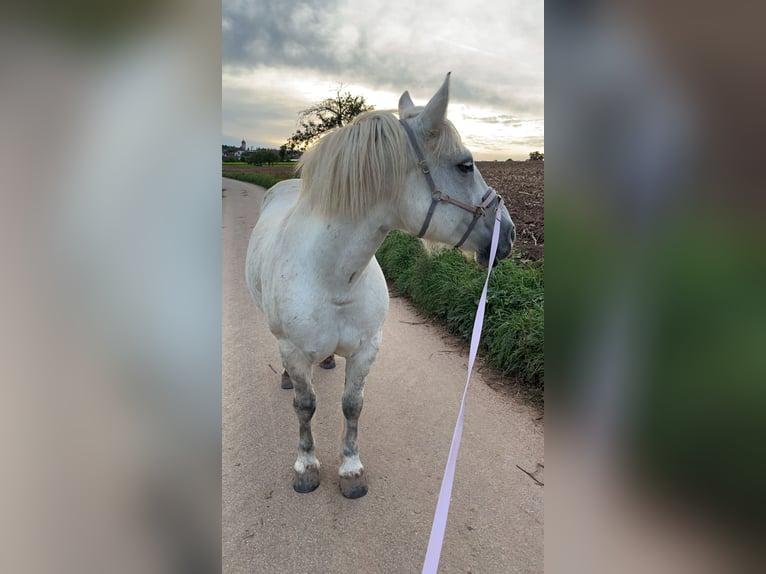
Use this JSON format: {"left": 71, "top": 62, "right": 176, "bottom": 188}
{"left": 399, "top": 119, "right": 500, "bottom": 249}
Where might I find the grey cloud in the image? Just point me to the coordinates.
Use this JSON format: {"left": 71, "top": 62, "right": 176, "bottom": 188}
{"left": 462, "top": 113, "right": 521, "bottom": 124}
{"left": 222, "top": 77, "right": 313, "bottom": 147}
{"left": 222, "top": 0, "right": 542, "bottom": 159}
{"left": 222, "top": 0, "right": 543, "bottom": 115}
{"left": 223, "top": 0, "right": 358, "bottom": 77}
{"left": 463, "top": 132, "right": 545, "bottom": 152}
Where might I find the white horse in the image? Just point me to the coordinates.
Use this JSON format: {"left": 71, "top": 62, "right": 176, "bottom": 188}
{"left": 246, "top": 74, "right": 515, "bottom": 498}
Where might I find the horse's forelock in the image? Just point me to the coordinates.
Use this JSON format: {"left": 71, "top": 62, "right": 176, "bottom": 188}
{"left": 298, "top": 111, "right": 407, "bottom": 220}
{"left": 425, "top": 119, "right": 464, "bottom": 162}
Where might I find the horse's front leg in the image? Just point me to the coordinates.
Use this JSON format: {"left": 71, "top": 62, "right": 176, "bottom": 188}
{"left": 339, "top": 332, "right": 381, "bottom": 499}
{"left": 279, "top": 340, "right": 320, "bottom": 493}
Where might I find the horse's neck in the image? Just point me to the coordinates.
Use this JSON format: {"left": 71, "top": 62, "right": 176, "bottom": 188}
{"left": 294, "top": 203, "right": 396, "bottom": 288}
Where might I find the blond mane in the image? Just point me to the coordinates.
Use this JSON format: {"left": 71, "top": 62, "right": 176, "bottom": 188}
{"left": 297, "top": 111, "right": 407, "bottom": 220}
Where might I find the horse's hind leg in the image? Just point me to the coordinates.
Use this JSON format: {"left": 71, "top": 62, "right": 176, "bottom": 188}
{"left": 282, "top": 355, "right": 334, "bottom": 389}
{"left": 280, "top": 369, "right": 293, "bottom": 389}
{"left": 280, "top": 341, "right": 320, "bottom": 493}
{"left": 318, "top": 355, "right": 336, "bottom": 369}
{"left": 339, "top": 333, "right": 380, "bottom": 499}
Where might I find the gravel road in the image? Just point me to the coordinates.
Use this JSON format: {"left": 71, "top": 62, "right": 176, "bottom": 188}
{"left": 222, "top": 177, "right": 543, "bottom": 573}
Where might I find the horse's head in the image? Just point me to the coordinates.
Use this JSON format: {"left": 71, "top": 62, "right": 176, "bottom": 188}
{"left": 397, "top": 74, "right": 515, "bottom": 266}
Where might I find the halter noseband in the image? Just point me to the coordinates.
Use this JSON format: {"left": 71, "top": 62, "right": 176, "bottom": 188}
{"left": 399, "top": 118, "right": 501, "bottom": 249}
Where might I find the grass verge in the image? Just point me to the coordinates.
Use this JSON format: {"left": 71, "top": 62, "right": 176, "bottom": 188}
{"left": 376, "top": 231, "right": 544, "bottom": 394}
{"left": 223, "top": 171, "right": 286, "bottom": 189}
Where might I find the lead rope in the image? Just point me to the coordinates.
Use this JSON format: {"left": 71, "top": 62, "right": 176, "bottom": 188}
{"left": 421, "top": 198, "right": 504, "bottom": 574}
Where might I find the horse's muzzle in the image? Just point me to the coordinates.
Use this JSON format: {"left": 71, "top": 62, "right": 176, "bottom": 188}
{"left": 477, "top": 220, "right": 514, "bottom": 267}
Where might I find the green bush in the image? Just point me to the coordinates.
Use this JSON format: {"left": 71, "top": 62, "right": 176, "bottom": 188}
{"left": 376, "top": 231, "right": 544, "bottom": 391}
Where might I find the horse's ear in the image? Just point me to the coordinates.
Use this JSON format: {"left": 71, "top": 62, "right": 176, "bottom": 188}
{"left": 398, "top": 91, "right": 415, "bottom": 117}
{"left": 420, "top": 72, "right": 451, "bottom": 132}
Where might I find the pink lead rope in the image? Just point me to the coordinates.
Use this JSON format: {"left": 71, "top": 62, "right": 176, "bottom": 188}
{"left": 421, "top": 198, "right": 504, "bottom": 574}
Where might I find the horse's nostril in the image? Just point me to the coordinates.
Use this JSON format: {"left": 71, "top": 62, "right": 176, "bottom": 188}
{"left": 510, "top": 224, "right": 516, "bottom": 243}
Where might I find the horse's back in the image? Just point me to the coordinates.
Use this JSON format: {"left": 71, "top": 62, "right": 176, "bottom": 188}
{"left": 260, "top": 178, "right": 301, "bottom": 216}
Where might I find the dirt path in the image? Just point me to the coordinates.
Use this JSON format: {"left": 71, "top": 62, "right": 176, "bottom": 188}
{"left": 222, "top": 178, "right": 543, "bottom": 573}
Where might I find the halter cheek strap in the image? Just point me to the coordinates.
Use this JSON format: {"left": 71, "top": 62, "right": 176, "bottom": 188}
{"left": 399, "top": 119, "right": 501, "bottom": 249}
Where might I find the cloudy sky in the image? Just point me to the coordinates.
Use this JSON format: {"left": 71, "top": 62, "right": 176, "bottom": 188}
{"left": 222, "top": 0, "right": 543, "bottom": 160}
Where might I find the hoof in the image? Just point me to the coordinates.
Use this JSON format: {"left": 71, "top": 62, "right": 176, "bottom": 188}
{"left": 281, "top": 371, "right": 293, "bottom": 389}
{"left": 339, "top": 472, "right": 368, "bottom": 499}
{"left": 318, "top": 355, "right": 336, "bottom": 370}
{"left": 293, "top": 467, "right": 320, "bottom": 493}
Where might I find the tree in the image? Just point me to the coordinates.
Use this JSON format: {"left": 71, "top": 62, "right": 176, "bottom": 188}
{"left": 245, "top": 148, "right": 279, "bottom": 166}
{"left": 529, "top": 151, "right": 544, "bottom": 161}
{"left": 286, "top": 86, "right": 374, "bottom": 151}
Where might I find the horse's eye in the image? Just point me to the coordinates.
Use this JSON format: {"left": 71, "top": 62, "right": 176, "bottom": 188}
{"left": 457, "top": 161, "right": 474, "bottom": 174}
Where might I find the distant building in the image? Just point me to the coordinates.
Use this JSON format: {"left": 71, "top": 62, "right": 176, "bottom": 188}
{"left": 223, "top": 142, "right": 246, "bottom": 162}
